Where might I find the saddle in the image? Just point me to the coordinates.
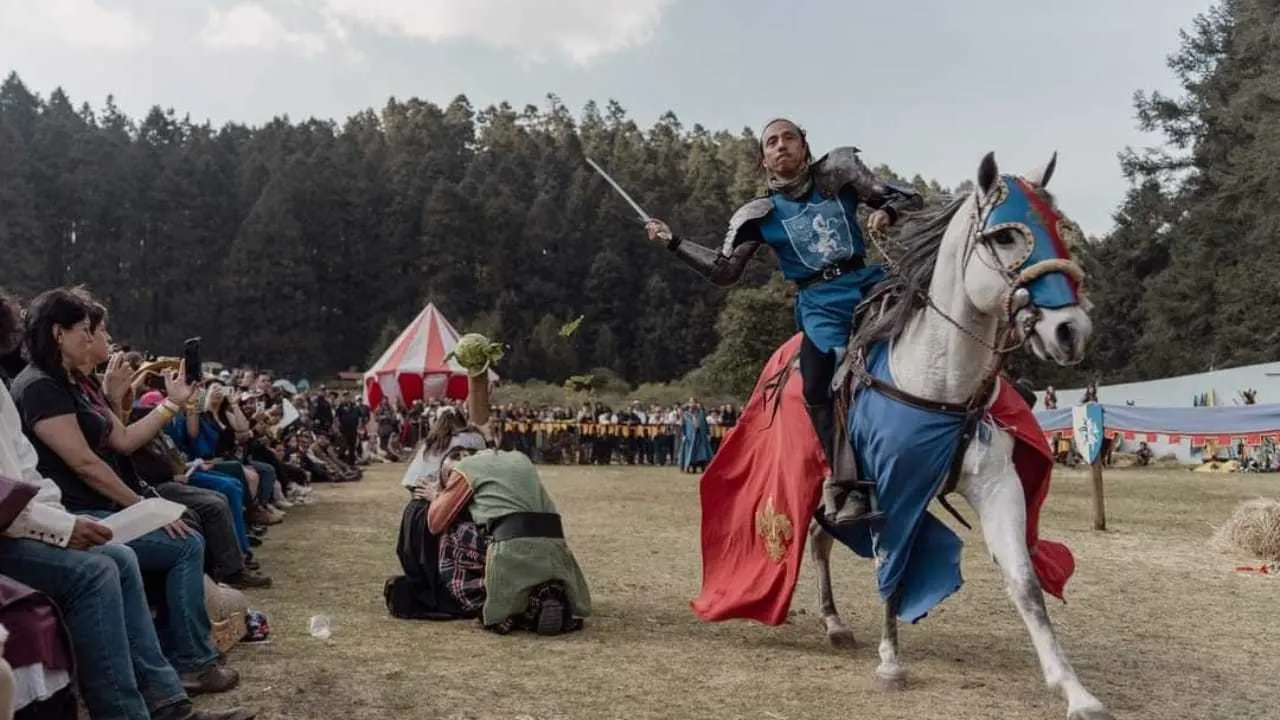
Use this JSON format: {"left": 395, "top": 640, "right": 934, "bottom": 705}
{"left": 823, "top": 294, "right": 986, "bottom": 530}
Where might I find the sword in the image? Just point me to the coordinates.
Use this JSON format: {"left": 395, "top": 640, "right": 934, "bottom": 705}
{"left": 584, "top": 157, "right": 652, "bottom": 224}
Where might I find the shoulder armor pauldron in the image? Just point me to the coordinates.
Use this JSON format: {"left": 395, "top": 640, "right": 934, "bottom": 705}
{"left": 721, "top": 197, "right": 774, "bottom": 255}
{"left": 811, "top": 146, "right": 864, "bottom": 198}
{"left": 812, "top": 146, "right": 923, "bottom": 207}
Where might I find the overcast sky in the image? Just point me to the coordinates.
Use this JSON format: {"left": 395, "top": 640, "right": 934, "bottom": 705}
{"left": 0, "top": 0, "right": 1214, "bottom": 235}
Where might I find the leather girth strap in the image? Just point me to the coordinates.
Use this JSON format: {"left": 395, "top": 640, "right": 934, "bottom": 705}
{"left": 844, "top": 356, "right": 994, "bottom": 531}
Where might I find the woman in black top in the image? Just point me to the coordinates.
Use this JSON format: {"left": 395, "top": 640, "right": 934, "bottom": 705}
{"left": 9, "top": 288, "right": 246, "bottom": 697}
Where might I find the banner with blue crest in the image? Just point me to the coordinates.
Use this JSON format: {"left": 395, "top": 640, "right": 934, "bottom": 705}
{"left": 1072, "top": 403, "right": 1104, "bottom": 464}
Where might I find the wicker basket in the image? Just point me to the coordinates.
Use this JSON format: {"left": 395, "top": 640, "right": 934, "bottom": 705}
{"left": 203, "top": 575, "right": 250, "bottom": 654}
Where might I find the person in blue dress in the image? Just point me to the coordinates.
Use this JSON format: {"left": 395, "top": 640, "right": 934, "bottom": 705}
{"left": 678, "top": 399, "right": 713, "bottom": 473}
{"left": 645, "top": 118, "right": 922, "bottom": 525}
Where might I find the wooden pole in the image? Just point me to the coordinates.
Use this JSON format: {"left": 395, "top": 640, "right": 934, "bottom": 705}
{"left": 1090, "top": 457, "right": 1106, "bottom": 531}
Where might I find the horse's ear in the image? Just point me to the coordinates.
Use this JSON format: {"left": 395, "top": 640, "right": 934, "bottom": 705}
{"left": 977, "top": 151, "right": 999, "bottom": 196}
{"left": 1026, "top": 151, "right": 1058, "bottom": 188}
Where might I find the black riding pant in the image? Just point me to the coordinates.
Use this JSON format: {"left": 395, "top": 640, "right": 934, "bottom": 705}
{"left": 799, "top": 334, "right": 837, "bottom": 407}
{"left": 799, "top": 333, "right": 838, "bottom": 464}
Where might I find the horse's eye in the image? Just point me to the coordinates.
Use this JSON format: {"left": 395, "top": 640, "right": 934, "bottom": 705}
{"left": 991, "top": 230, "right": 1018, "bottom": 246}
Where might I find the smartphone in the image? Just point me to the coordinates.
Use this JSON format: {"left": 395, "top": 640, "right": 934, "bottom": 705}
{"left": 182, "top": 337, "right": 202, "bottom": 384}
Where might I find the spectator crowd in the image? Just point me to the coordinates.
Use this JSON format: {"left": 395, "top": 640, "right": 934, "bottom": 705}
{"left": 0, "top": 284, "right": 743, "bottom": 720}
{"left": 0, "top": 285, "right": 380, "bottom": 720}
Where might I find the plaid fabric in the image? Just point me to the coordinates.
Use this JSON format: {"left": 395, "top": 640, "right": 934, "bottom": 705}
{"left": 439, "top": 520, "right": 486, "bottom": 613}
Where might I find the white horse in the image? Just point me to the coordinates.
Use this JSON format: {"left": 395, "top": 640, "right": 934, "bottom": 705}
{"left": 802, "top": 151, "right": 1111, "bottom": 720}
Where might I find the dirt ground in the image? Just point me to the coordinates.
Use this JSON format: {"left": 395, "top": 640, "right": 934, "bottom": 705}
{"left": 200, "top": 463, "right": 1280, "bottom": 720}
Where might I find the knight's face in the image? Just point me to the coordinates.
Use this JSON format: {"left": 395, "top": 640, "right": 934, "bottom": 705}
{"left": 761, "top": 121, "right": 806, "bottom": 179}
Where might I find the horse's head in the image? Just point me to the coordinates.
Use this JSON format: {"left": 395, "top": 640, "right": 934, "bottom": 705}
{"left": 959, "top": 151, "right": 1091, "bottom": 366}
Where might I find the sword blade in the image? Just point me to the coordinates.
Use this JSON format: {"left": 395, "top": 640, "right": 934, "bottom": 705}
{"left": 584, "top": 157, "right": 651, "bottom": 223}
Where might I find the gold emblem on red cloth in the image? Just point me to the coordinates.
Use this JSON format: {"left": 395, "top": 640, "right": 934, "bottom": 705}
{"left": 755, "top": 495, "right": 793, "bottom": 562}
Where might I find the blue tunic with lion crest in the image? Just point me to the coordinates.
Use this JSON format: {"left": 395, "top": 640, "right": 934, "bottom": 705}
{"left": 756, "top": 186, "right": 885, "bottom": 354}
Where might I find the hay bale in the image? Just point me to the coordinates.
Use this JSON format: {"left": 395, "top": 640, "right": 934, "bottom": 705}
{"left": 1214, "top": 498, "right": 1280, "bottom": 560}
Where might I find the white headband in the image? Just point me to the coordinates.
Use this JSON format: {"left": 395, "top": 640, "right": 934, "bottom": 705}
{"left": 446, "top": 431, "right": 488, "bottom": 454}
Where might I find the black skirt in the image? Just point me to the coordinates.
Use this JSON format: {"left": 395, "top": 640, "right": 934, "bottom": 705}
{"left": 384, "top": 498, "right": 478, "bottom": 621}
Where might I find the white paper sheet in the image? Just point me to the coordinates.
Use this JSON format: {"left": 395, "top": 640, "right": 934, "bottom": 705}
{"left": 100, "top": 497, "right": 187, "bottom": 545}
{"left": 273, "top": 399, "right": 300, "bottom": 433}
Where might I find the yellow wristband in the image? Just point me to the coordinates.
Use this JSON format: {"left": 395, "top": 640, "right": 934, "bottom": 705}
{"left": 156, "top": 400, "right": 182, "bottom": 420}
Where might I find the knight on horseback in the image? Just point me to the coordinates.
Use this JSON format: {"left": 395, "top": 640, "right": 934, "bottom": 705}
{"left": 644, "top": 118, "right": 923, "bottom": 527}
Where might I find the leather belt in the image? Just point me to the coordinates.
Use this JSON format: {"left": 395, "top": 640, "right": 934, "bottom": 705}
{"left": 487, "top": 512, "right": 565, "bottom": 542}
{"left": 796, "top": 256, "right": 865, "bottom": 289}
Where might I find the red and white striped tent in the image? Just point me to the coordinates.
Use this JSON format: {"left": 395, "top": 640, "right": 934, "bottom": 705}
{"left": 362, "top": 303, "right": 498, "bottom": 409}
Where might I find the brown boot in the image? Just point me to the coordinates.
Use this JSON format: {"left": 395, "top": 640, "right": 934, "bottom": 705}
{"left": 223, "top": 570, "right": 273, "bottom": 589}
{"left": 821, "top": 477, "right": 877, "bottom": 527}
{"left": 181, "top": 664, "right": 240, "bottom": 695}
{"left": 248, "top": 507, "right": 282, "bottom": 526}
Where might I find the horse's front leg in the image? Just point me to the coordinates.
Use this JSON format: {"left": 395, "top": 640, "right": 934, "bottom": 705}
{"left": 963, "top": 471, "right": 1112, "bottom": 720}
{"left": 876, "top": 591, "right": 906, "bottom": 691}
{"left": 807, "top": 519, "right": 856, "bottom": 648}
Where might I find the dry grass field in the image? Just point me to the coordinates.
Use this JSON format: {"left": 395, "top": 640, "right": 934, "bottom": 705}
{"left": 199, "top": 463, "right": 1280, "bottom": 720}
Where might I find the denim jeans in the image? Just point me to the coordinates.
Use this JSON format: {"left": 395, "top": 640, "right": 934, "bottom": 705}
{"left": 0, "top": 539, "right": 187, "bottom": 720}
{"left": 188, "top": 470, "right": 250, "bottom": 552}
{"left": 208, "top": 461, "right": 252, "bottom": 506}
{"left": 155, "top": 481, "right": 246, "bottom": 579}
{"left": 247, "top": 460, "right": 278, "bottom": 508}
{"left": 83, "top": 513, "right": 219, "bottom": 674}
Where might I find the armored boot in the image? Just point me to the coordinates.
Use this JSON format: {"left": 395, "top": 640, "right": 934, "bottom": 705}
{"left": 806, "top": 401, "right": 881, "bottom": 527}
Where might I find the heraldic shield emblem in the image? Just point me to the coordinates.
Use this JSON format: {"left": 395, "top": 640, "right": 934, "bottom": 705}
{"left": 780, "top": 199, "right": 856, "bottom": 271}
{"left": 1072, "top": 403, "right": 1105, "bottom": 464}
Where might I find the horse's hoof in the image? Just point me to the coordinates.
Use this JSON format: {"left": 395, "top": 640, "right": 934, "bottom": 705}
{"left": 1067, "top": 708, "right": 1113, "bottom": 720}
{"left": 825, "top": 627, "right": 857, "bottom": 650}
{"left": 875, "top": 667, "right": 907, "bottom": 693}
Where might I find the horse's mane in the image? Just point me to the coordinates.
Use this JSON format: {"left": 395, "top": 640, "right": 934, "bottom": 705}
{"left": 848, "top": 193, "right": 970, "bottom": 352}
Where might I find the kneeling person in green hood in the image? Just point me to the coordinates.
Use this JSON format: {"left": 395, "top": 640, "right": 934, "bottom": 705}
{"left": 426, "top": 337, "right": 591, "bottom": 635}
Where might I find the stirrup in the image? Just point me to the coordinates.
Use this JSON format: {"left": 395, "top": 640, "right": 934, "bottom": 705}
{"left": 823, "top": 482, "right": 885, "bottom": 527}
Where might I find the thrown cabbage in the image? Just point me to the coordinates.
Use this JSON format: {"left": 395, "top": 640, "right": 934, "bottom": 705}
{"left": 448, "top": 333, "right": 505, "bottom": 377}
